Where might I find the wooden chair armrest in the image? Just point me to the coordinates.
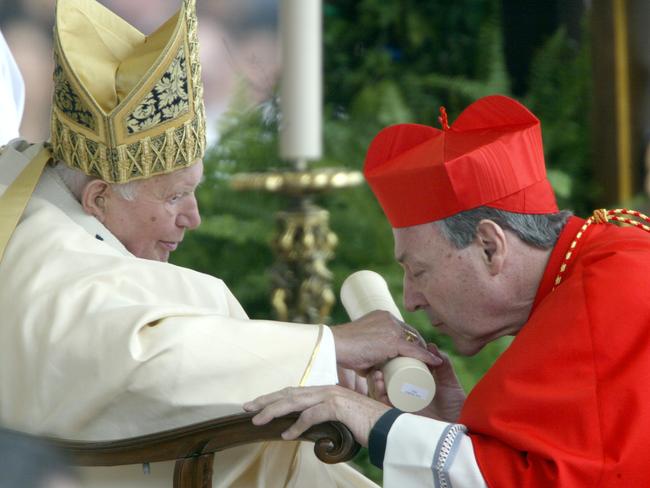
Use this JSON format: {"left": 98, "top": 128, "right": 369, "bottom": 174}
{"left": 48, "top": 411, "right": 360, "bottom": 466}
{"left": 4, "top": 413, "right": 360, "bottom": 488}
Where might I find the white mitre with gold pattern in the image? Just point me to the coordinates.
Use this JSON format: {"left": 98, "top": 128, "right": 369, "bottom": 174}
{"left": 50, "top": 0, "right": 206, "bottom": 183}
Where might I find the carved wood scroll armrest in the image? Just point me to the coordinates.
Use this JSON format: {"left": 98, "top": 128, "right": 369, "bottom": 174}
{"left": 47, "top": 411, "right": 361, "bottom": 467}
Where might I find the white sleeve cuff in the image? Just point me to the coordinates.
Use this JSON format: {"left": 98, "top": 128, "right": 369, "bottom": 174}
{"left": 383, "top": 414, "right": 486, "bottom": 488}
{"left": 302, "top": 325, "right": 339, "bottom": 386}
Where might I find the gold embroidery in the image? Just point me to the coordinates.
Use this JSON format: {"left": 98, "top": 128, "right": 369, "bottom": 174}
{"left": 126, "top": 47, "right": 190, "bottom": 135}
{"left": 52, "top": 52, "right": 96, "bottom": 132}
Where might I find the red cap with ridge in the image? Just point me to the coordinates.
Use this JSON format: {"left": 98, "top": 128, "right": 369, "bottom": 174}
{"left": 363, "top": 95, "right": 558, "bottom": 228}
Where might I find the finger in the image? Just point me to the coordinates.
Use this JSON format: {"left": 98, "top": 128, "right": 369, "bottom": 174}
{"left": 281, "top": 404, "right": 335, "bottom": 440}
{"left": 398, "top": 343, "right": 443, "bottom": 367}
{"left": 371, "top": 381, "right": 391, "bottom": 405}
{"left": 426, "top": 342, "right": 454, "bottom": 366}
{"left": 251, "top": 401, "right": 297, "bottom": 426}
{"left": 368, "top": 370, "right": 388, "bottom": 403}
{"left": 248, "top": 387, "right": 328, "bottom": 423}
{"left": 355, "top": 374, "right": 369, "bottom": 395}
{"left": 372, "top": 372, "right": 386, "bottom": 393}
{"left": 374, "top": 378, "right": 390, "bottom": 404}
{"left": 400, "top": 323, "right": 427, "bottom": 348}
{"left": 424, "top": 343, "right": 447, "bottom": 366}
{"left": 426, "top": 342, "right": 444, "bottom": 357}
{"left": 244, "top": 386, "right": 296, "bottom": 411}
{"left": 426, "top": 344, "right": 462, "bottom": 385}
{"left": 337, "top": 367, "right": 357, "bottom": 391}
{"left": 367, "top": 369, "right": 383, "bottom": 398}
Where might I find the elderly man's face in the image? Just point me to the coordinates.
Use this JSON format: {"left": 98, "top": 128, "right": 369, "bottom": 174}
{"left": 102, "top": 161, "right": 203, "bottom": 261}
{"left": 394, "top": 222, "right": 508, "bottom": 356}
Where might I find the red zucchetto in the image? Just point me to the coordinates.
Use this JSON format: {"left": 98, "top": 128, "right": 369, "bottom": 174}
{"left": 363, "top": 94, "right": 558, "bottom": 228}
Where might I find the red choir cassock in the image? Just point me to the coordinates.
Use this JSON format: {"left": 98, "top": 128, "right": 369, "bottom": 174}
{"left": 460, "top": 215, "right": 650, "bottom": 487}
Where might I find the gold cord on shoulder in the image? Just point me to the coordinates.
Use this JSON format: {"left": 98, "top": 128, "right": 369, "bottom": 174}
{"left": 592, "top": 208, "right": 609, "bottom": 224}
{"left": 552, "top": 208, "right": 650, "bottom": 290}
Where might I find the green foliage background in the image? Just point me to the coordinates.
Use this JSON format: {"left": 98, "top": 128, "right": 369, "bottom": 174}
{"left": 172, "top": 1, "right": 596, "bottom": 483}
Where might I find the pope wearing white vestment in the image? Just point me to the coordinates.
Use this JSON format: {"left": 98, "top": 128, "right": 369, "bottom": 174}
{"left": 0, "top": 0, "right": 403, "bottom": 486}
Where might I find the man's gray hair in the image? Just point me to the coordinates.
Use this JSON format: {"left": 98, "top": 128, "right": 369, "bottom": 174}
{"left": 437, "top": 207, "right": 573, "bottom": 249}
{"left": 53, "top": 162, "right": 140, "bottom": 202}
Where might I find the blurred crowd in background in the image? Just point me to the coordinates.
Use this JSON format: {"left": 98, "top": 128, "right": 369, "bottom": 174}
{"left": 0, "top": 0, "right": 280, "bottom": 144}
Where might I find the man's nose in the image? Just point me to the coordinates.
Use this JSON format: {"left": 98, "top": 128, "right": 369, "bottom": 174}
{"left": 403, "top": 277, "right": 423, "bottom": 312}
{"left": 177, "top": 194, "right": 201, "bottom": 229}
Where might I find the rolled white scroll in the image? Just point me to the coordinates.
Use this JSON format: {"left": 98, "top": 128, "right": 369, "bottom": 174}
{"left": 340, "top": 270, "right": 436, "bottom": 412}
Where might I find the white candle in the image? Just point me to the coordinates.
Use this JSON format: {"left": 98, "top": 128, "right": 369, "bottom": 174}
{"left": 280, "top": 0, "right": 322, "bottom": 165}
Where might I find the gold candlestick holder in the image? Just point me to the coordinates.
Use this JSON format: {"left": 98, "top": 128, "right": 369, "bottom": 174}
{"left": 231, "top": 168, "right": 363, "bottom": 323}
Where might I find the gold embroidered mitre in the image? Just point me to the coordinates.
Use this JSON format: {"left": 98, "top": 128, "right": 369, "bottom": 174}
{"left": 50, "top": 0, "right": 206, "bottom": 183}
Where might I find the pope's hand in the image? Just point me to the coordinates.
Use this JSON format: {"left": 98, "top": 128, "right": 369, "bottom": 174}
{"left": 243, "top": 385, "right": 390, "bottom": 447}
{"left": 330, "top": 310, "right": 441, "bottom": 374}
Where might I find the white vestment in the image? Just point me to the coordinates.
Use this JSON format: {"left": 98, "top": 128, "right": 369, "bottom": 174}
{"left": 0, "top": 143, "right": 376, "bottom": 488}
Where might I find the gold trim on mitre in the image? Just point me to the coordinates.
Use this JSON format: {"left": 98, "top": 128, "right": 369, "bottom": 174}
{"left": 50, "top": 0, "right": 206, "bottom": 183}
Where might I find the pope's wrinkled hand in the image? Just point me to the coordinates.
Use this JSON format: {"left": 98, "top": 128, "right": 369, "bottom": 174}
{"left": 244, "top": 385, "right": 390, "bottom": 447}
{"left": 330, "top": 310, "right": 441, "bottom": 374}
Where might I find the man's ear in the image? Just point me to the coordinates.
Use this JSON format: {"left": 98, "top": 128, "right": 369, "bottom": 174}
{"left": 475, "top": 219, "right": 507, "bottom": 275}
{"left": 81, "top": 180, "right": 110, "bottom": 221}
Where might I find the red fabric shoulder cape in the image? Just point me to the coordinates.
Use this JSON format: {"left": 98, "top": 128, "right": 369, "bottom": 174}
{"left": 459, "top": 217, "right": 650, "bottom": 487}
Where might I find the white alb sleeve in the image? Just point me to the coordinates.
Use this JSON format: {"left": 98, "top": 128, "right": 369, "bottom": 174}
{"left": 383, "top": 413, "right": 487, "bottom": 488}
{"left": 302, "top": 325, "right": 339, "bottom": 386}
